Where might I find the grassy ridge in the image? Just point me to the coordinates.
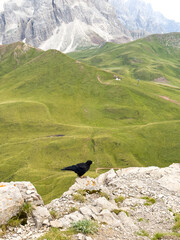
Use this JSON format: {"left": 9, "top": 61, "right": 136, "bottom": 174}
{"left": 0, "top": 39, "right": 180, "bottom": 203}
{"left": 68, "top": 33, "right": 180, "bottom": 86}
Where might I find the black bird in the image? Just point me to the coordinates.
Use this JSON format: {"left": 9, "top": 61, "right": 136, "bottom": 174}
{"left": 61, "top": 160, "right": 92, "bottom": 177}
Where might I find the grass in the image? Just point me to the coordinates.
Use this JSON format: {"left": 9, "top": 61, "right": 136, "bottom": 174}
{"left": 37, "top": 228, "right": 71, "bottom": 240}
{"left": 22, "top": 202, "right": 33, "bottom": 215}
{"left": 4, "top": 202, "right": 33, "bottom": 228}
{"left": 99, "top": 191, "right": 110, "bottom": 200}
{"left": 141, "top": 196, "right": 156, "bottom": 206}
{"left": 50, "top": 210, "right": 58, "bottom": 219}
{"left": 136, "top": 229, "right": 149, "bottom": 237}
{"left": 0, "top": 37, "right": 180, "bottom": 204}
{"left": 112, "top": 209, "right": 129, "bottom": 216}
{"left": 73, "top": 194, "right": 85, "bottom": 203}
{"left": 114, "top": 195, "right": 125, "bottom": 204}
{"left": 70, "top": 219, "right": 98, "bottom": 234}
{"left": 77, "top": 189, "right": 110, "bottom": 200}
{"left": 69, "top": 207, "right": 79, "bottom": 213}
{"left": 173, "top": 213, "right": 180, "bottom": 232}
{"left": 68, "top": 33, "right": 180, "bottom": 86}
{"left": 152, "top": 232, "right": 180, "bottom": 240}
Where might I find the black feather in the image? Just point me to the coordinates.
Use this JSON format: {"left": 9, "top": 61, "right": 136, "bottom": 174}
{"left": 61, "top": 160, "right": 92, "bottom": 177}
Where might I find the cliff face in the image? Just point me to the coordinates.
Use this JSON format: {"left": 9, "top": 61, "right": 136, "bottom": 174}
{"left": 1, "top": 163, "right": 180, "bottom": 239}
{"left": 1, "top": 0, "right": 180, "bottom": 53}
{"left": 0, "top": 0, "right": 131, "bottom": 53}
{"left": 110, "top": 0, "right": 180, "bottom": 34}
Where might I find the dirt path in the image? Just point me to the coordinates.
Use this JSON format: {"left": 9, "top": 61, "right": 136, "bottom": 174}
{"left": 159, "top": 95, "right": 180, "bottom": 105}
{"left": 155, "top": 82, "right": 179, "bottom": 89}
{"left": 97, "top": 75, "right": 111, "bottom": 85}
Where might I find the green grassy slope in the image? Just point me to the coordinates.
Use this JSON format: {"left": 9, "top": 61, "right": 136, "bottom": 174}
{"left": 0, "top": 39, "right": 180, "bottom": 203}
{"left": 68, "top": 33, "right": 180, "bottom": 86}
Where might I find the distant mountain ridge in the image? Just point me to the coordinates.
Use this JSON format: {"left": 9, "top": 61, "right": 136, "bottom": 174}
{"left": 0, "top": 0, "right": 180, "bottom": 52}
{"left": 110, "top": 0, "right": 180, "bottom": 34}
{"left": 0, "top": 0, "right": 132, "bottom": 53}
{"left": 69, "top": 32, "right": 180, "bottom": 84}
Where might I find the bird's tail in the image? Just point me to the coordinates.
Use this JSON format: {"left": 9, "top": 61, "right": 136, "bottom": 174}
{"left": 61, "top": 166, "right": 74, "bottom": 171}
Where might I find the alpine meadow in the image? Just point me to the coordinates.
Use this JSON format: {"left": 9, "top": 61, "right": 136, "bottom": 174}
{"left": 0, "top": 33, "right": 180, "bottom": 203}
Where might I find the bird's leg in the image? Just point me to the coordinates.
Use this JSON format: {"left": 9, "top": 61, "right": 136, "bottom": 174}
{"left": 80, "top": 176, "right": 87, "bottom": 178}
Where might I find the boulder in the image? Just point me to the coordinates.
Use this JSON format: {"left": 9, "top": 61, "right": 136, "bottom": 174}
{"left": 118, "top": 211, "right": 138, "bottom": 232}
{"left": 93, "top": 197, "right": 117, "bottom": 211}
{"left": 11, "top": 181, "right": 44, "bottom": 206}
{"left": 0, "top": 183, "right": 24, "bottom": 225}
{"left": 98, "top": 209, "right": 122, "bottom": 227}
{"left": 50, "top": 219, "right": 63, "bottom": 228}
{"left": 32, "top": 206, "right": 51, "bottom": 228}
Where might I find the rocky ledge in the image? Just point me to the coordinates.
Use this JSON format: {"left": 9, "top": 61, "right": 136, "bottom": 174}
{"left": 0, "top": 163, "right": 180, "bottom": 240}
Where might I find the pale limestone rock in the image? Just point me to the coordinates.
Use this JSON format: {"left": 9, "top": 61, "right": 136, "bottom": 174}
{"left": 2, "top": 164, "right": 180, "bottom": 240}
{"left": 116, "top": 166, "right": 159, "bottom": 177}
{"left": 118, "top": 211, "right": 138, "bottom": 232}
{"left": 64, "top": 176, "right": 99, "bottom": 196}
{"left": 76, "top": 233, "right": 85, "bottom": 240}
{"left": 157, "top": 175, "right": 180, "bottom": 192}
{"left": 32, "top": 206, "right": 51, "bottom": 228}
{"left": 85, "top": 237, "right": 93, "bottom": 240}
{"left": 96, "top": 171, "right": 109, "bottom": 186}
{"left": 0, "top": 183, "right": 24, "bottom": 225}
{"left": 94, "top": 197, "right": 117, "bottom": 211}
{"left": 68, "top": 211, "right": 84, "bottom": 222}
{"left": 105, "top": 169, "right": 117, "bottom": 183}
{"left": 98, "top": 209, "right": 122, "bottom": 227}
{"left": 11, "top": 181, "right": 43, "bottom": 206}
{"left": 79, "top": 206, "right": 93, "bottom": 217}
{"left": 43, "top": 219, "right": 50, "bottom": 226}
{"left": 123, "top": 198, "right": 145, "bottom": 207}
{"left": 169, "top": 163, "right": 180, "bottom": 169}
{"left": 56, "top": 211, "right": 84, "bottom": 228}
{"left": 50, "top": 220, "right": 63, "bottom": 228}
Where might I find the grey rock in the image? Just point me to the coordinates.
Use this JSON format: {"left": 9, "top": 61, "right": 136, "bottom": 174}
{"left": 105, "top": 169, "right": 117, "bottom": 184}
{"left": 94, "top": 197, "right": 117, "bottom": 211}
{"left": 0, "top": 0, "right": 132, "bottom": 53}
{"left": 68, "top": 211, "right": 84, "bottom": 222}
{"left": 0, "top": 183, "right": 24, "bottom": 225}
{"left": 11, "top": 181, "right": 44, "bottom": 206}
{"left": 118, "top": 211, "right": 138, "bottom": 232}
{"left": 50, "top": 220, "right": 63, "bottom": 228}
{"left": 79, "top": 206, "right": 93, "bottom": 217}
{"left": 1, "top": 164, "right": 180, "bottom": 240}
{"left": 85, "top": 237, "right": 93, "bottom": 240}
{"left": 43, "top": 219, "right": 50, "bottom": 226}
{"left": 98, "top": 209, "right": 122, "bottom": 227}
{"left": 76, "top": 233, "right": 85, "bottom": 240}
{"left": 32, "top": 206, "right": 51, "bottom": 228}
{"left": 110, "top": 0, "right": 180, "bottom": 34}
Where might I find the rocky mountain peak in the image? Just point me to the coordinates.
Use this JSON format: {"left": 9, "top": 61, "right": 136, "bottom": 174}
{"left": 110, "top": 0, "right": 180, "bottom": 34}
{"left": 0, "top": 0, "right": 132, "bottom": 53}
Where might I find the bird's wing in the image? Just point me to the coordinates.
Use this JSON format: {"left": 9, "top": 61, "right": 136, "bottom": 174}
{"left": 61, "top": 162, "right": 89, "bottom": 176}
{"left": 76, "top": 163, "right": 88, "bottom": 171}
{"left": 61, "top": 164, "right": 78, "bottom": 172}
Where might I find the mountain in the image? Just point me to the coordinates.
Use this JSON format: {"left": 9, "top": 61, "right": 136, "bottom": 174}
{"left": 69, "top": 32, "right": 180, "bottom": 85}
{"left": 110, "top": 0, "right": 180, "bottom": 34}
{"left": 0, "top": 41, "right": 180, "bottom": 203}
{"left": 0, "top": 0, "right": 132, "bottom": 53}
{"left": 0, "top": 0, "right": 180, "bottom": 53}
